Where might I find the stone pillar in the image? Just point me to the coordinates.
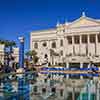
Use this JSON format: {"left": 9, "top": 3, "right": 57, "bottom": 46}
{"left": 66, "top": 62, "right": 69, "bottom": 68}
{"left": 72, "top": 36, "right": 75, "bottom": 56}
{"left": 79, "top": 35, "right": 82, "bottom": 55}
{"left": 80, "top": 62, "right": 83, "bottom": 79}
{"left": 87, "top": 35, "right": 90, "bottom": 56}
{"left": 95, "top": 34, "right": 98, "bottom": 56}
{"left": 66, "top": 62, "right": 69, "bottom": 79}
{"left": 87, "top": 81, "right": 91, "bottom": 100}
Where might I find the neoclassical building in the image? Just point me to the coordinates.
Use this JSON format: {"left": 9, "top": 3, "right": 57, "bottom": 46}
{"left": 30, "top": 12, "right": 100, "bottom": 69}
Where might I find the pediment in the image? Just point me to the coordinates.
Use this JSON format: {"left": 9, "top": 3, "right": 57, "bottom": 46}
{"left": 69, "top": 17, "right": 100, "bottom": 28}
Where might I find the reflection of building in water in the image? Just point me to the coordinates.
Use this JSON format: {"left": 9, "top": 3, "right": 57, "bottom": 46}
{"left": 30, "top": 12, "right": 100, "bottom": 70}
{"left": 0, "top": 44, "right": 19, "bottom": 64}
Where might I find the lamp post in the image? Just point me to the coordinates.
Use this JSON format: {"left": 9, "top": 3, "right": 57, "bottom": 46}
{"left": 19, "top": 37, "right": 24, "bottom": 68}
{"left": 17, "top": 37, "right": 30, "bottom": 100}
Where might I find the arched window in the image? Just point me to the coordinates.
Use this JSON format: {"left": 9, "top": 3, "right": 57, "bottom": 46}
{"left": 60, "top": 39, "right": 63, "bottom": 46}
{"left": 34, "top": 42, "right": 38, "bottom": 49}
{"left": 44, "top": 54, "right": 48, "bottom": 58}
{"left": 52, "top": 42, "right": 56, "bottom": 48}
{"left": 43, "top": 42, "right": 47, "bottom": 47}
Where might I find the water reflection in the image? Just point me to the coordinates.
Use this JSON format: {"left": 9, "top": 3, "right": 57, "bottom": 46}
{"left": 0, "top": 72, "right": 99, "bottom": 100}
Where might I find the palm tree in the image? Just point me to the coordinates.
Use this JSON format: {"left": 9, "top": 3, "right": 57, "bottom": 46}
{"left": 50, "top": 49, "right": 54, "bottom": 65}
{"left": 50, "top": 49, "right": 59, "bottom": 65}
{"left": 9, "top": 41, "right": 16, "bottom": 53}
{"left": 0, "top": 39, "right": 16, "bottom": 53}
{"left": 4, "top": 40, "right": 16, "bottom": 53}
{"left": 25, "top": 50, "right": 39, "bottom": 64}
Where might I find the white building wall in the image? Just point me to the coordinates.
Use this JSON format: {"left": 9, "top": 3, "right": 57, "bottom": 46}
{"left": 80, "top": 44, "right": 87, "bottom": 55}
{"left": 96, "top": 43, "right": 100, "bottom": 56}
{"left": 30, "top": 14, "right": 100, "bottom": 66}
{"left": 74, "top": 44, "right": 80, "bottom": 55}
{"left": 67, "top": 45, "right": 73, "bottom": 55}
{"left": 0, "top": 44, "right": 5, "bottom": 64}
{"left": 88, "top": 44, "right": 95, "bottom": 56}
{"left": 12, "top": 47, "right": 19, "bottom": 63}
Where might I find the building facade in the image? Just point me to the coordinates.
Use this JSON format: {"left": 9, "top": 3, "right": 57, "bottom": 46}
{"left": 30, "top": 12, "right": 100, "bottom": 69}
{"left": 12, "top": 47, "right": 19, "bottom": 63}
{"left": 0, "top": 44, "right": 5, "bottom": 64}
{"left": 0, "top": 44, "right": 19, "bottom": 64}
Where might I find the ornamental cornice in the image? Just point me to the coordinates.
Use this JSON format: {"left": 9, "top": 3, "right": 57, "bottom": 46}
{"left": 31, "top": 28, "right": 56, "bottom": 36}
{"left": 65, "top": 26, "right": 100, "bottom": 34}
{"left": 64, "top": 31, "right": 100, "bottom": 36}
{"left": 32, "top": 38, "right": 57, "bottom": 42}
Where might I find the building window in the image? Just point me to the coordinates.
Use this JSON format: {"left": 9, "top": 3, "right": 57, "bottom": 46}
{"left": 34, "top": 42, "right": 38, "bottom": 49}
{"left": 43, "top": 42, "right": 47, "bottom": 47}
{"left": 60, "top": 39, "right": 63, "bottom": 46}
{"left": 74, "top": 35, "right": 79, "bottom": 44}
{"left": 67, "top": 36, "right": 72, "bottom": 44}
{"left": 60, "top": 50, "right": 63, "bottom": 56}
{"left": 44, "top": 54, "right": 48, "bottom": 58}
{"left": 52, "top": 42, "right": 56, "bottom": 48}
{"left": 98, "top": 34, "right": 100, "bottom": 43}
{"left": 90, "top": 34, "right": 95, "bottom": 43}
{"left": 82, "top": 35, "right": 87, "bottom": 43}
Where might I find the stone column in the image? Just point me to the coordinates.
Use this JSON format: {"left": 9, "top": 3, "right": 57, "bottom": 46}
{"left": 95, "top": 34, "right": 98, "bottom": 56}
{"left": 72, "top": 36, "right": 75, "bottom": 56}
{"left": 79, "top": 35, "right": 82, "bottom": 55}
{"left": 87, "top": 34, "right": 90, "bottom": 56}
{"left": 66, "top": 62, "right": 69, "bottom": 79}
{"left": 80, "top": 62, "right": 83, "bottom": 79}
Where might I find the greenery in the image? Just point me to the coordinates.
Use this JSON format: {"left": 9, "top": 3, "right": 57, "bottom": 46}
{"left": 0, "top": 39, "right": 16, "bottom": 53}
{"left": 25, "top": 50, "right": 39, "bottom": 64}
{"left": 50, "top": 49, "right": 59, "bottom": 65}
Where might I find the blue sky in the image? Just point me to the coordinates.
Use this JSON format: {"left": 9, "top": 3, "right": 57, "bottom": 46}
{"left": 0, "top": 0, "right": 100, "bottom": 52}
